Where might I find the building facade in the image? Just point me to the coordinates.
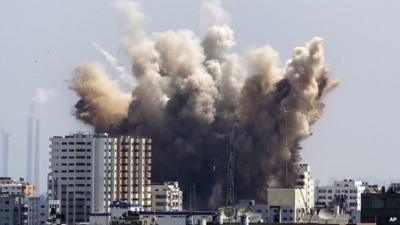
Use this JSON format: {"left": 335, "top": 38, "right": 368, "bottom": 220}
{"left": 25, "top": 196, "right": 49, "bottom": 225}
{"left": 315, "top": 179, "right": 366, "bottom": 223}
{"left": 48, "top": 133, "right": 152, "bottom": 225}
{"left": 0, "top": 177, "right": 47, "bottom": 225}
{"left": 152, "top": 182, "right": 183, "bottom": 212}
{"left": 263, "top": 164, "right": 315, "bottom": 223}
{"left": 267, "top": 188, "right": 310, "bottom": 223}
{"left": 294, "top": 164, "right": 315, "bottom": 211}
{"left": 0, "top": 177, "right": 36, "bottom": 197}
{"left": 0, "top": 193, "right": 28, "bottom": 225}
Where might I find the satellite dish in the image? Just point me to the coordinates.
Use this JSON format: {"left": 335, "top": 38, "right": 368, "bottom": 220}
{"left": 318, "top": 207, "right": 336, "bottom": 221}
{"left": 220, "top": 207, "right": 236, "bottom": 219}
{"left": 151, "top": 216, "right": 158, "bottom": 223}
{"left": 237, "top": 207, "right": 263, "bottom": 223}
{"left": 237, "top": 207, "right": 254, "bottom": 218}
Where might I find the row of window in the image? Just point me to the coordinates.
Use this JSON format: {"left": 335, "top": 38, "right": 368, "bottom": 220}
{"left": 318, "top": 189, "right": 358, "bottom": 193}
{"left": 60, "top": 177, "right": 91, "bottom": 180}
{"left": 60, "top": 142, "right": 91, "bottom": 145}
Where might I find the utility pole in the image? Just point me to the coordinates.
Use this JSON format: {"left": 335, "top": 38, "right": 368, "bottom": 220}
{"left": 282, "top": 103, "right": 289, "bottom": 187}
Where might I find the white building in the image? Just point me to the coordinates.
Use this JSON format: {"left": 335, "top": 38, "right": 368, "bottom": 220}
{"left": 48, "top": 133, "right": 152, "bottom": 225}
{"left": 294, "top": 164, "right": 315, "bottom": 211}
{"left": 0, "top": 177, "right": 36, "bottom": 197}
{"left": 152, "top": 182, "right": 183, "bottom": 212}
{"left": 315, "top": 179, "right": 366, "bottom": 223}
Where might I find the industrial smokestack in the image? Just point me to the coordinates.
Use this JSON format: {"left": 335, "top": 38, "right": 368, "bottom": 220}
{"left": 34, "top": 119, "right": 40, "bottom": 192}
{"left": 27, "top": 115, "right": 34, "bottom": 183}
{"left": 2, "top": 131, "right": 10, "bottom": 177}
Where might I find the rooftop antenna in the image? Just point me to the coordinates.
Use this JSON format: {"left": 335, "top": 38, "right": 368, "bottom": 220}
{"left": 192, "top": 183, "right": 196, "bottom": 211}
{"left": 225, "top": 129, "right": 235, "bottom": 207}
{"left": 282, "top": 103, "right": 289, "bottom": 187}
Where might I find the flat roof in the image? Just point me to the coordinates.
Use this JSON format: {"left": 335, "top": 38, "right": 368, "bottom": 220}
{"left": 139, "top": 211, "right": 215, "bottom": 216}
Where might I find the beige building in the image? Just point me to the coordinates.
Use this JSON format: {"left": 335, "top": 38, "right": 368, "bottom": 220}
{"left": 48, "top": 133, "right": 152, "bottom": 225}
{"left": 152, "top": 182, "right": 183, "bottom": 212}
{"left": 267, "top": 188, "right": 310, "bottom": 223}
{"left": 266, "top": 164, "right": 315, "bottom": 223}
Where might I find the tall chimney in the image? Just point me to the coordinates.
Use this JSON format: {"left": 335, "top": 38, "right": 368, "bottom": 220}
{"left": 2, "top": 131, "right": 10, "bottom": 176}
{"left": 27, "top": 116, "right": 34, "bottom": 183}
{"left": 34, "top": 119, "right": 40, "bottom": 192}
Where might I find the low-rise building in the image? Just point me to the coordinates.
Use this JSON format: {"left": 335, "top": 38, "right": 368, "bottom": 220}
{"left": 151, "top": 182, "right": 183, "bottom": 212}
{"left": 361, "top": 187, "right": 400, "bottom": 225}
{"left": 267, "top": 187, "right": 310, "bottom": 223}
{"left": 0, "top": 177, "right": 36, "bottom": 197}
{"left": 315, "top": 179, "right": 367, "bottom": 223}
{"left": 262, "top": 164, "right": 315, "bottom": 223}
{"left": 137, "top": 211, "right": 214, "bottom": 225}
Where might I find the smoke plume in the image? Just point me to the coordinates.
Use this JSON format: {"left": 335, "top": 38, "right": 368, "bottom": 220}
{"left": 70, "top": 0, "right": 338, "bottom": 209}
{"left": 32, "top": 88, "right": 56, "bottom": 105}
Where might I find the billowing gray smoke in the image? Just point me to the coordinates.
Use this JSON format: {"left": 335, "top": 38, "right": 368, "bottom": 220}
{"left": 71, "top": 0, "right": 339, "bottom": 209}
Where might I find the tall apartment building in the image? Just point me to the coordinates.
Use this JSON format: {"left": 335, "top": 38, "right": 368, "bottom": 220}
{"left": 315, "top": 179, "right": 366, "bottom": 223}
{"left": 48, "top": 133, "right": 152, "bottom": 225}
{"left": 152, "top": 182, "right": 183, "bottom": 212}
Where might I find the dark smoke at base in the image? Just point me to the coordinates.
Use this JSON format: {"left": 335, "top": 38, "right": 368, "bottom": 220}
{"left": 70, "top": 0, "right": 339, "bottom": 209}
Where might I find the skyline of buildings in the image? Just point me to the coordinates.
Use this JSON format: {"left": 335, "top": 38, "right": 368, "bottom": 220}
{"left": 2, "top": 131, "right": 400, "bottom": 225}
